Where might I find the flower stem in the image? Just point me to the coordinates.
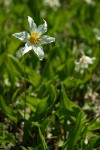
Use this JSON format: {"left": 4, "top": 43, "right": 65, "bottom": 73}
{"left": 23, "top": 55, "right": 26, "bottom": 122}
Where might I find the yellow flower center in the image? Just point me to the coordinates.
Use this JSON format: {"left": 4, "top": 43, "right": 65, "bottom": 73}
{"left": 29, "top": 32, "right": 40, "bottom": 44}
{"left": 81, "top": 56, "right": 87, "bottom": 63}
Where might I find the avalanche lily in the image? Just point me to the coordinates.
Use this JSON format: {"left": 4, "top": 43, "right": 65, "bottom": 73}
{"left": 75, "top": 53, "right": 95, "bottom": 74}
{"left": 12, "top": 16, "right": 55, "bottom": 60}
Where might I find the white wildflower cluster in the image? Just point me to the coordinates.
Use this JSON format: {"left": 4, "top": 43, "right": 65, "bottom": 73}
{"left": 75, "top": 53, "right": 95, "bottom": 74}
{"left": 12, "top": 16, "right": 55, "bottom": 60}
{"left": 44, "top": 0, "right": 60, "bottom": 9}
{"left": 84, "top": 88, "right": 100, "bottom": 116}
{"left": 84, "top": 88, "right": 99, "bottom": 102}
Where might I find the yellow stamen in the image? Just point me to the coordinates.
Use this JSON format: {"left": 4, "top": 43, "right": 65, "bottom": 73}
{"left": 29, "top": 32, "right": 40, "bottom": 44}
{"left": 81, "top": 56, "right": 87, "bottom": 62}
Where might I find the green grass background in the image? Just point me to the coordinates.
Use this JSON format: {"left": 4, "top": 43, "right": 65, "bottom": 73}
{"left": 0, "top": 0, "right": 100, "bottom": 149}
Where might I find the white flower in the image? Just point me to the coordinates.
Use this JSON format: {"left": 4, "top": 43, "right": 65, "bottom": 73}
{"left": 4, "top": 0, "right": 12, "bottom": 6}
{"left": 44, "top": 0, "right": 60, "bottom": 9}
{"left": 12, "top": 16, "right": 55, "bottom": 60}
{"left": 75, "top": 53, "right": 95, "bottom": 74}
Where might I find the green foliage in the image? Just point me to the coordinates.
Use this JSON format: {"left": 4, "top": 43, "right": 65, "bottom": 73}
{"left": 0, "top": 0, "right": 100, "bottom": 149}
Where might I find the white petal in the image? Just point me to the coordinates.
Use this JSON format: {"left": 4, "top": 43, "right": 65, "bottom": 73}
{"left": 16, "top": 47, "right": 25, "bottom": 58}
{"left": 82, "top": 63, "right": 89, "bottom": 68}
{"left": 26, "top": 41, "right": 32, "bottom": 47}
{"left": 37, "top": 20, "right": 47, "bottom": 35}
{"left": 75, "top": 62, "right": 80, "bottom": 71}
{"left": 92, "top": 57, "right": 96, "bottom": 62}
{"left": 12, "top": 31, "right": 29, "bottom": 42}
{"left": 21, "top": 43, "right": 32, "bottom": 55}
{"left": 28, "top": 16, "right": 37, "bottom": 33}
{"left": 75, "top": 61, "right": 79, "bottom": 65}
{"left": 40, "top": 35, "right": 55, "bottom": 44}
{"left": 89, "top": 58, "right": 95, "bottom": 64}
{"left": 32, "top": 45, "right": 44, "bottom": 60}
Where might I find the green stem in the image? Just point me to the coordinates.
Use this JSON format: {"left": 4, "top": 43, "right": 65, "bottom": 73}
{"left": 24, "top": 55, "right": 26, "bottom": 122}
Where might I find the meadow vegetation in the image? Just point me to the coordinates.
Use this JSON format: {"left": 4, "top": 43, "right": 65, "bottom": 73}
{"left": 0, "top": 0, "right": 100, "bottom": 149}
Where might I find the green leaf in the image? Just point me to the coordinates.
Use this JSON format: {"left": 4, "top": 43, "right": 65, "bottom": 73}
{"left": 0, "top": 96, "right": 17, "bottom": 122}
{"left": 20, "top": 146, "right": 28, "bottom": 150}
{"left": 88, "top": 119, "right": 100, "bottom": 131}
{"left": 60, "top": 90, "right": 82, "bottom": 117}
{"left": 38, "top": 127, "right": 48, "bottom": 150}
{"left": 26, "top": 96, "right": 41, "bottom": 112}
{"left": 6, "top": 54, "right": 40, "bottom": 86}
{"left": 0, "top": 130, "right": 16, "bottom": 145}
{"left": 63, "top": 112, "right": 87, "bottom": 150}
{"left": 35, "top": 85, "right": 57, "bottom": 119}
{"left": 90, "top": 136, "right": 100, "bottom": 148}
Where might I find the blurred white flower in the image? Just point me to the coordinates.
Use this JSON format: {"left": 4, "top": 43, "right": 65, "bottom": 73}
{"left": 44, "top": 0, "right": 60, "bottom": 9}
{"left": 84, "top": 0, "right": 95, "bottom": 5}
{"left": 84, "top": 136, "right": 90, "bottom": 145}
{"left": 12, "top": 16, "right": 55, "bottom": 60}
{"left": 84, "top": 88, "right": 99, "bottom": 102}
{"left": 75, "top": 53, "right": 95, "bottom": 74}
{"left": 93, "top": 28, "right": 100, "bottom": 41}
{"left": 3, "top": 0, "right": 12, "bottom": 6}
{"left": 4, "top": 78, "right": 11, "bottom": 86}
